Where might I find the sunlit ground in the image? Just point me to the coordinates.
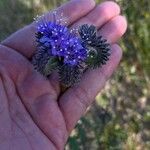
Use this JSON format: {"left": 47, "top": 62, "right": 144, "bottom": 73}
{"left": 0, "top": 0, "right": 149, "bottom": 149}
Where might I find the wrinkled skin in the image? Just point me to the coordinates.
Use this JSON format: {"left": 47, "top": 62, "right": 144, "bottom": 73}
{"left": 0, "top": 0, "right": 127, "bottom": 150}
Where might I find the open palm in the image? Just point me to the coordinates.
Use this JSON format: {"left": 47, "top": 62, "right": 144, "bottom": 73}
{"left": 0, "top": 0, "right": 127, "bottom": 149}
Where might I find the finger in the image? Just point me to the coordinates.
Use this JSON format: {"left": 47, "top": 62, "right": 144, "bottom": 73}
{"left": 1, "top": 0, "right": 95, "bottom": 58}
{"left": 72, "top": 1, "right": 120, "bottom": 29}
{"left": 98, "top": 15, "right": 127, "bottom": 43}
{"left": 59, "top": 44, "right": 122, "bottom": 132}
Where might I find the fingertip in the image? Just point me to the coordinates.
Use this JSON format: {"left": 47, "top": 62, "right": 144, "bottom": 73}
{"left": 62, "top": 0, "right": 96, "bottom": 24}
{"left": 71, "top": 0, "right": 121, "bottom": 29}
{"left": 99, "top": 15, "right": 128, "bottom": 43}
{"left": 115, "top": 15, "right": 128, "bottom": 37}
{"left": 99, "top": 1, "right": 121, "bottom": 16}
{"left": 111, "top": 44, "right": 123, "bottom": 62}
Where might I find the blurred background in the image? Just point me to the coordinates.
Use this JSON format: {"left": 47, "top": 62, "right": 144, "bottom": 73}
{"left": 0, "top": 0, "right": 149, "bottom": 149}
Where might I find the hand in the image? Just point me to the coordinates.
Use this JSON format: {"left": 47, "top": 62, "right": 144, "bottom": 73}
{"left": 0, "top": 0, "right": 127, "bottom": 149}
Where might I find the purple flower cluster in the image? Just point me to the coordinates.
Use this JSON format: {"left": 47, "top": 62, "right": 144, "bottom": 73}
{"left": 38, "top": 22, "right": 88, "bottom": 66}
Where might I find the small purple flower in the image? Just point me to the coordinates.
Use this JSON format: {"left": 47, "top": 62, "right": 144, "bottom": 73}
{"left": 33, "top": 15, "right": 111, "bottom": 87}
{"left": 37, "top": 22, "right": 88, "bottom": 66}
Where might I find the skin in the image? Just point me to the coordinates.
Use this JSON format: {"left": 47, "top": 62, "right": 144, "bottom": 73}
{"left": 0, "top": 0, "right": 127, "bottom": 150}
